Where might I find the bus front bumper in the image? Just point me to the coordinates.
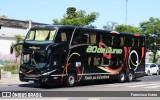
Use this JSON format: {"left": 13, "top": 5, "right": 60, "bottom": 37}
{"left": 19, "top": 73, "right": 61, "bottom": 84}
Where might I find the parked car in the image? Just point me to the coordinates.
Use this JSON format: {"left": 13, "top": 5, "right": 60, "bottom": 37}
{"left": 157, "top": 64, "right": 160, "bottom": 75}
{"left": 145, "top": 63, "right": 159, "bottom": 76}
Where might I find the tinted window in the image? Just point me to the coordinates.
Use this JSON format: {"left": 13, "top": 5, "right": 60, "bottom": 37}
{"left": 71, "top": 29, "right": 100, "bottom": 45}
{"left": 139, "top": 38, "right": 144, "bottom": 47}
{"left": 150, "top": 64, "right": 156, "bottom": 68}
{"left": 103, "top": 34, "right": 112, "bottom": 46}
{"left": 133, "top": 38, "right": 139, "bottom": 47}
{"left": 87, "top": 56, "right": 102, "bottom": 66}
{"left": 124, "top": 37, "right": 133, "bottom": 46}
{"left": 59, "top": 29, "right": 73, "bottom": 43}
{"left": 72, "top": 30, "right": 89, "bottom": 44}
{"left": 112, "top": 36, "right": 121, "bottom": 46}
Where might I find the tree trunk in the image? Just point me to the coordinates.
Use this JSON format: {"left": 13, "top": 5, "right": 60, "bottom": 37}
{"left": 16, "top": 57, "right": 17, "bottom": 63}
{"left": 152, "top": 53, "right": 156, "bottom": 63}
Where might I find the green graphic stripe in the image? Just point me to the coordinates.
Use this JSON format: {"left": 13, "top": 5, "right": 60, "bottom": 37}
{"left": 86, "top": 46, "right": 122, "bottom": 54}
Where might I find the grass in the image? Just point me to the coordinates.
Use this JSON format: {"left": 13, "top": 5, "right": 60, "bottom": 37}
{"left": 2, "top": 61, "right": 19, "bottom": 74}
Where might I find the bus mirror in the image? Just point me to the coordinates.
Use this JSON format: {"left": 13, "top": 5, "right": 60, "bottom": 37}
{"left": 10, "top": 43, "right": 23, "bottom": 54}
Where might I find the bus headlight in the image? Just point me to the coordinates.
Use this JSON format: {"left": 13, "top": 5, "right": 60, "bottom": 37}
{"left": 19, "top": 70, "right": 23, "bottom": 74}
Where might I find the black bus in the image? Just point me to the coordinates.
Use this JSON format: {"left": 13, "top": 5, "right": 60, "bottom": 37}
{"left": 11, "top": 25, "right": 145, "bottom": 87}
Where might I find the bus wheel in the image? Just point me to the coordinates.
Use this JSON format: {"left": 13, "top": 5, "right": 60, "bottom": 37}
{"left": 66, "top": 73, "right": 76, "bottom": 87}
{"left": 127, "top": 71, "right": 134, "bottom": 82}
{"left": 118, "top": 71, "right": 126, "bottom": 83}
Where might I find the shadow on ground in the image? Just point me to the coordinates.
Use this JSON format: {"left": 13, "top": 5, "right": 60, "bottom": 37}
{"left": 18, "top": 79, "right": 142, "bottom": 89}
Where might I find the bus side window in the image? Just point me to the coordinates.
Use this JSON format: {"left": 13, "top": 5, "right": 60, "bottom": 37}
{"left": 103, "top": 34, "right": 112, "bottom": 46}
{"left": 139, "top": 38, "right": 144, "bottom": 47}
{"left": 125, "top": 37, "right": 132, "bottom": 47}
{"left": 72, "top": 30, "right": 89, "bottom": 45}
{"left": 134, "top": 38, "right": 139, "bottom": 47}
{"left": 96, "top": 33, "right": 101, "bottom": 43}
{"left": 90, "top": 33, "right": 96, "bottom": 44}
{"left": 112, "top": 36, "right": 121, "bottom": 47}
{"left": 59, "top": 29, "right": 73, "bottom": 43}
{"left": 103, "top": 57, "right": 110, "bottom": 65}
{"left": 88, "top": 56, "right": 101, "bottom": 66}
{"left": 61, "top": 32, "right": 67, "bottom": 42}
{"left": 120, "top": 37, "right": 124, "bottom": 46}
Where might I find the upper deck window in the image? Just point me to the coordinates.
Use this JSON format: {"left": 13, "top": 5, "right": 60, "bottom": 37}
{"left": 25, "top": 29, "right": 56, "bottom": 41}
{"left": 71, "top": 29, "right": 100, "bottom": 45}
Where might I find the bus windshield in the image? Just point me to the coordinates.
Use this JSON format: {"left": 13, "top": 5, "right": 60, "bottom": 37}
{"left": 25, "top": 29, "right": 56, "bottom": 42}
{"left": 22, "top": 52, "right": 46, "bottom": 68}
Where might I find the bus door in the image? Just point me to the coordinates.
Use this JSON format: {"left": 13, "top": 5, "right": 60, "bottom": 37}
{"left": 49, "top": 29, "right": 74, "bottom": 77}
{"left": 70, "top": 29, "right": 92, "bottom": 79}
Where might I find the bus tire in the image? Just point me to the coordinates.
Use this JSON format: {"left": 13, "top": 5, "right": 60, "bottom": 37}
{"left": 66, "top": 73, "right": 76, "bottom": 87}
{"left": 118, "top": 71, "right": 126, "bottom": 83}
{"left": 126, "top": 71, "right": 134, "bottom": 82}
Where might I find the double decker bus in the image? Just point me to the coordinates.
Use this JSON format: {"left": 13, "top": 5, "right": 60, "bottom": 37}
{"left": 11, "top": 25, "right": 145, "bottom": 87}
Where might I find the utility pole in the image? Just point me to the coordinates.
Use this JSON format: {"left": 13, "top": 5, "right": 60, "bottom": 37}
{"left": 125, "top": 0, "right": 128, "bottom": 25}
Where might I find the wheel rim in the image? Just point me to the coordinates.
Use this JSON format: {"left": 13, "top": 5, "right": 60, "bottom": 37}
{"left": 69, "top": 75, "right": 75, "bottom": 85}
{"left": 148, "top": 71, "right": 150, "bottom": 75}
{"left": 120, "top": 73, "right": 125, "bottom": 82}
{"left": 129, "top": 73, "right": 133, "bottom": 81}
{"left": 157, "top": 71, "right": 159, "bottom": 75}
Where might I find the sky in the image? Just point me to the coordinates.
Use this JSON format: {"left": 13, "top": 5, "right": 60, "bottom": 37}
{"left": 0, "top": 0, "right": 160, "bottom": 29}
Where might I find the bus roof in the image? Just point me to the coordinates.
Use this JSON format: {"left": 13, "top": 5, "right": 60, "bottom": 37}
{"left": 31, "top": 25, "right": 77, "bottom": 30}
{"left": 31, "top": 25, "right": 145, "bottom": 37}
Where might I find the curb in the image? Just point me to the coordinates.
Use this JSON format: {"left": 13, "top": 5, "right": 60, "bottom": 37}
{"left": 0, "top": 81, "right": 24, "bottom": 84}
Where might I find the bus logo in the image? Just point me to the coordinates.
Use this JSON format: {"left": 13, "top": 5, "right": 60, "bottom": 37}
{"left": 29, "top": 46, "right": 40, "bottom": 50}
{"left": 86, "top": 42, "right": 122, "bottom": 54}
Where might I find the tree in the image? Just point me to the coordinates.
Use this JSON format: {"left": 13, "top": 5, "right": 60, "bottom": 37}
{"left": 103, "top": 23, "right": 142, "bottom": 33}
{"left": 13, "top": 35, "right": 22, "bottom": 62}
{"left": 0, "top": 15, "right": 8, "bottom": 19}
{"left": 103, "top": 22, "right": 118, "bottom": 31}
{"left": 53, "top": 7, "right": 99, "bottom": 28}
{"left": 115, "top": 25, "right": 142, "bottom": 33}
{"left": 140, "top": 17, "right": 160, "bottom": 34}
{"left": 140, "top": 17, "right": 160, "bottom": 63}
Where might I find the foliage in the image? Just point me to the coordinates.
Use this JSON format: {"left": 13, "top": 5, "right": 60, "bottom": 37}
{"left": 140, "top": 17, "right": 160, "bottom": 62}
{"left": 53, "top": 7, "right": 99, "bottom": 28}
{"left": 3, "top": 61, "right": 19, "bottom": 74}
{"left": 103, "top": 22, "right": 118, "bottom": 31}
{"left": 140, "top": 17, "right": 160, "bottom": 34}
{"left": 115, "top": 25, "right": 142, "bottom": 34}
{"left": 0, "top": 15, "right": 8, "bottom": 19}
{"left": 103, "top": 23, "right": 142, "bottom": 34}
{"left": 12, "top": 35, "right": 22, "bottom": 62}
